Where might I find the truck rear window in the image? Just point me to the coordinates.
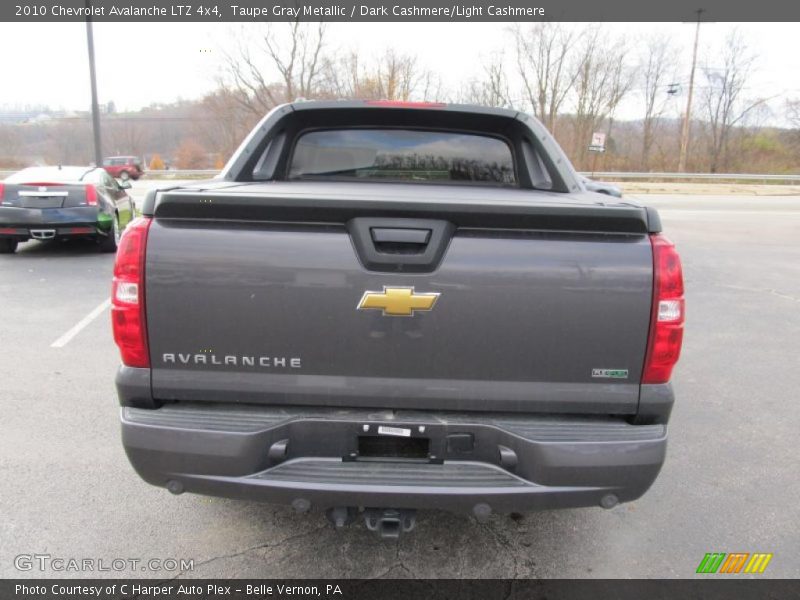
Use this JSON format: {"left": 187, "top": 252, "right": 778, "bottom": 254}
{"left": 288, "top": 129, "right": 516, "bottom": 185}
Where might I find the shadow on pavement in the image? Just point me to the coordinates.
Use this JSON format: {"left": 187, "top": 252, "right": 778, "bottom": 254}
{"left": 10, "top": 238, "right": 110, "bottom": 258}
{"left": 159, "top": 499, "right": 609, "bottom": 579}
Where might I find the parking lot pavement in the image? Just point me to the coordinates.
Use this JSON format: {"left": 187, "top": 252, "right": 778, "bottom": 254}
{"left": 1, "top": 194, "right": 798, "bottom": 579}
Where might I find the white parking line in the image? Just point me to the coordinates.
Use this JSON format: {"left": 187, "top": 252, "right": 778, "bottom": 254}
{"left": 50, "top": 298, "right": 111, "bottom": 348}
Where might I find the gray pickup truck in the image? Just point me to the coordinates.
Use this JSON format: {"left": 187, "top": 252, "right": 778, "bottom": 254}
{"left": 112, "top": 101, "right": 684, "bottom": 538}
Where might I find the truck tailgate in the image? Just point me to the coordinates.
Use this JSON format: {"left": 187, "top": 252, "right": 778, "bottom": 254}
{"left": 144, "top": 185, "right": 653, "bottom": 415}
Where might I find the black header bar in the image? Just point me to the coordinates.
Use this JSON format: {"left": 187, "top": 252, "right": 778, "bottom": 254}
{"left": 4, "top": 0, "right": 800, "bottom": 22}
{"left": 2, "top": 579, "right": 799, "bottom": 600}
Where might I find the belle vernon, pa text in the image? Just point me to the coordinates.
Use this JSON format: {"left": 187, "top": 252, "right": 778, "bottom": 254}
{"left": 15, "top": 584, "right": 343, "bottom": 597}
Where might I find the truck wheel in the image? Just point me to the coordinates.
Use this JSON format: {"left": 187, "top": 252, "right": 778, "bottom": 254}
{"left": 99, "top": 216, "right": 120, "bottom": 253}
{"left": 119, "top": 171, "right": 130, "bottom": 181}
{"left": 0, "top": 239, "right": 18, "bottom": 254}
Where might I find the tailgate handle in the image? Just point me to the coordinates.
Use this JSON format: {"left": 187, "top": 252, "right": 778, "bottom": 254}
{"left": 371, "top": 227, "right": 431, "bottom": 245}
{"left": 349, "top": 218, "right": 453, "bottom": 272}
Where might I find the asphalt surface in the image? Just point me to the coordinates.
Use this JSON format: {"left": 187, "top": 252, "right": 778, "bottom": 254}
{"left": 1, "top": 189, "right": 798, "bottom": 579}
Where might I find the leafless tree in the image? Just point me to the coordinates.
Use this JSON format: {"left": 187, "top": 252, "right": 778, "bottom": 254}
{"left": 639, "top": 34, "right": 677, "bottom": 170}
{"left": 222, "top": 21, "right": 327, "bottom": 118}
{"left": 418, "top": 68, "right": 446, "bottom": 102}
{"left": 49, "top": 120, "right": 93, "bottom": 164}
{"left": 457, "top": 53, "right": 511, "bottom": 108}
{"left": 322, "top": 50, "right": 361, "bottom": 98}
{"left": 105, "top": 118, "right": 146, "bottom": 156}
{"left": 0, "top": 125, "right": 23, "bottom": 166}
{"left": 192, "top": 89, "right": 258, "bottom": 159}
{"left": 174, "top": 138, "right": 209, "bottom": 169}
{"left": 570, "top": 29, "right": 635, "bottom": 168}
{"left": 373, "top": 49, "right": 418, "bottom": 100}
{"left": 785, "top": 98, "right": 800, "bottom": 155}
{"left": 701, "top": 29, "right": 767, "bottom": 172}
{"left": 788, "top": 99, "right": 800, "bottom": 129}
{"left": 323, "top": 49, "right": 435, "bottom": 101}
{"left": 513, "top": 23, "right": 580, "bottom": 134}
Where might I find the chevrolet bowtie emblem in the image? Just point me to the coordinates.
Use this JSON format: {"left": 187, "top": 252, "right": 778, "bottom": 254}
{"left": 357, "top": 286, "right": 440, "bottom": 317}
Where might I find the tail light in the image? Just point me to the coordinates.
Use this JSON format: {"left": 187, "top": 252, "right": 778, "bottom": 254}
{"left": 0, "top": 182, "right": 5, "bottom": 203}
{"left": 642, "top": 234, "right": 685, "bottom": 384}
{"left": 111, "top": 217, "right": 152, "bottom": 367}
{"left": 85, "top": 184, "right": 98, "bottom": 206}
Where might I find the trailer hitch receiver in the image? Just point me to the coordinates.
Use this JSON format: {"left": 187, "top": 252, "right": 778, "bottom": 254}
{"left": 364, "top": 508, "right": 417, "bottom": 539}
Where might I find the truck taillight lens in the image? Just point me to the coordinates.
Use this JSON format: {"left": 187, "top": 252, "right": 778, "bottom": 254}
{"left": 111, "top": 217, "right": 151, "bottom": 367}
{"left": 642, "top": 234, "right": 685, "bottom": 384}
{"left": 85, "top": 184, "right": 98, "bottom": 205}
{"left": 0, "top": 182, "right": 5, "bottom": 202}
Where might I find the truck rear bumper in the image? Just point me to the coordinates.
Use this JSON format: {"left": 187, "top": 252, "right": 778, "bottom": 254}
{"left": 120, "top": 403, "right": 668, "bottom": 514}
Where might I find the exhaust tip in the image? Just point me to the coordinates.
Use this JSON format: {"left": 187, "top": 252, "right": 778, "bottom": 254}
{"left": 600, "top": 494, "right": 619, "bottom": 509}
{"left": 291, "top": 498, "right": 311, "bottom": 514}
{"left": 326, "top": 506, "right": 357, "bottom": 529}
{"left": 472, "top": 503, "right": 492, "bottom": 523}
{"left": 166, "top": 480, "right": 184, "bottom": 495}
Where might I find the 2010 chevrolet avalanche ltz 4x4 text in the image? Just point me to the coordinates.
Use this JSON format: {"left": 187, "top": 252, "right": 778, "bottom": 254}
{"left": 112, "top": 101, "right": 684, "bottom": 538}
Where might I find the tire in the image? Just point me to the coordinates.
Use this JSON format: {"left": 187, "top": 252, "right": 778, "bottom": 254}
{"left": 99, "top": 215, "right": 120, "bottom": 253}
{"left": 119, "top": 171, "right": 130, "bottom": 181}
{"left": 0, "top": 239, "right": 18, "bottom": 254}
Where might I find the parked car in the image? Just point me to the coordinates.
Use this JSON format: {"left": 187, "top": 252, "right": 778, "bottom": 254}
{"left": 114, "top": 101, "right": 683, "bottom": 538}
{"left": 102, "top": 156, "right": 144, "bottom": 181}
{"left": 0, "top": 166, "right": 135, "bottom": 254}
{"left": 580, "top": 175, "right": 623, "bottom": 197}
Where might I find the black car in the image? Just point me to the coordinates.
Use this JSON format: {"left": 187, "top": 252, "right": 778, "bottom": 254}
{"left": 0, "top": 166, "right": 135, "bottom": 254}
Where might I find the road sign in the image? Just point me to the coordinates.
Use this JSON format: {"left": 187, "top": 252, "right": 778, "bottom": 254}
{"left": 589, "top": 132, "right": 606, "bottom": 153}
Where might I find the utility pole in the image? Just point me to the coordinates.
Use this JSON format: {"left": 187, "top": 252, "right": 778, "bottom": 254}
{"left": 678, "top": 9, "right": 704, "bottom": 173}
{"left": 85, "top": 0, "right": 102, "bottom": 166}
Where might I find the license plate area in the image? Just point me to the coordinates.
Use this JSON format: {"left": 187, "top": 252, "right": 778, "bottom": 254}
{"left": 341, "top": 422, "right": 445, "bottom": 463}
{"left": 358, "top": 435, "right": 430, "bottom": 461}
{"left": 21, "top": 197, "right": 64, "bottom": 209}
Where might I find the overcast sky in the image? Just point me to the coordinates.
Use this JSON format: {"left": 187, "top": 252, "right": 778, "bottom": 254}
{"left": 2, "top": 22, "right": 799, "bottom": 124}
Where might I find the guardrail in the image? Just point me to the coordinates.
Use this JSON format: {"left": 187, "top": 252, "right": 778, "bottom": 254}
{"left": 143, "top": 170, "right": 220, "bottom": 178}
{"left": 0, "top": 169, "right": 220, "bottom": 179}
{"left": 141, "top": 170, "right": 800, "bottom": 182}
{"left": 581, "top": 171, "right": 800, "bottom": 183}
{"left": 2, "top": 169, "right": 799, "bottom": 184}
